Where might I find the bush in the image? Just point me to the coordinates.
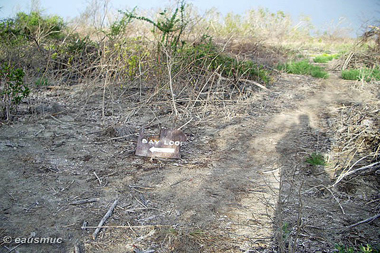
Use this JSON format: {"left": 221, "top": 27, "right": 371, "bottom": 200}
{"left": 180, "top": 36, "right": 272, "bottom": 84}
{"left": 15, "top": 12, "right": 65, "bottom": 42}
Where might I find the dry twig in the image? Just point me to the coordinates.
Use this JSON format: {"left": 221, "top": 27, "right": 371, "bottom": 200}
{"left": 92, "top": 199, "right": 118, "bottom": 240}
{"left": 70, "top": 198, "right": 100, "bottom": 205}
{"left": 346, "top": 213, "right": 380, "bottom": 228}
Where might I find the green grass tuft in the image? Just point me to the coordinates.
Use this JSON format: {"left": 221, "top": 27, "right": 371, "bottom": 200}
{"left": 341, "top": 67, "right": 380, "bottom": 82}
{"left": 277, "top": 60, "right": 329, "bottom": 79}
{"left": 313, "top": 53, "right": 339, "bottom": 63}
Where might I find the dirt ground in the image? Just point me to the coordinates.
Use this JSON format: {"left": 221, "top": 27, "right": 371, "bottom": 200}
{"left": 0, "top": 67, "right": 379, "bottom": 252}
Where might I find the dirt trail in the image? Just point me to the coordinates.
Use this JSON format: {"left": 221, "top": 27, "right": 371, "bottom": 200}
{"left": 0, "top": 71, "right": 379, "bottom": 252}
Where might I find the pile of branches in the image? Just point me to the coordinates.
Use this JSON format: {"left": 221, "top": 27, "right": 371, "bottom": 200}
{"left": 340, "top": 25, "right": 380, "bottom": 70}
{"left": 331, "top": 102, "right": 380, "bottom": 188}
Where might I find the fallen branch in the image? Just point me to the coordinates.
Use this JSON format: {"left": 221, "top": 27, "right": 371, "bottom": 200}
{"left": 333, "top": 161, "right": 380, "bottom": 187}
{"left": 70, "top": 198, "right": 100, "bottom": 205}
{"left": 346, "top": 213, "right": 380, "bottom": 228}
{"left": 125, "top": 207, "right": 159, "bottom": 213}
{"left": 92, "top": 199, "right": 118, "bottom": 240}
{"left": 83, "top": 224, "right": 169, "bottom": 229}
{"left": 215, "top": 72, "right": 269, "bottom": 91}
{"left": 324, "top": 186, "right": 345, "bottom": 214}
{"left": 239, "top": 78, "right": 269, "bottom": 91}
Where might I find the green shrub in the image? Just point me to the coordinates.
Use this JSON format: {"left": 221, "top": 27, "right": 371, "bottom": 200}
{"left": 0, "top": 18, "right": 27, "bottom": 46}
{"left": 341, "top": 67, "right": 380, "bottom": 82}
{"left": 0, "top": 12, "right": 65, "bottom": 48}
{"left": 15, "top": 12, "right": 65, "bottom": 41}
{"left": 180, "top": 35, "right": 272, "bottom": 84}
{"left": 277, "top": 60, "right": 329, "bottom": 78}
{"left": 0, "top": 63, "right": 29, "bottom": 120}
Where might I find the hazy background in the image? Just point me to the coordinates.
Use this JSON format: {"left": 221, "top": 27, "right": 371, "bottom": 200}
{"left": 0, "top": 0, "right": 379, "bottom": 37}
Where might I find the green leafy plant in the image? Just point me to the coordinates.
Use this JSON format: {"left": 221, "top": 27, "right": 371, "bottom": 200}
{"left": 167, "top": 228, "right": 178, "bottom": 236}
{"left": 336, "top": 244, "right": 356, "bottom": 253}
{"left": 313, "top": 53, "right": 339, "bottom": 63}
{"left": 341, "top": 67, "right": 380, "bottom": 82}
{"left": 277, "top": 60, "right": 329, "bottom": 78}
{"left": 336, "top": 244, "right": 380, "bottom": 253}
{"left": 360, "top": 244, "right": 380, "bottom": 253}
{"left": 0, "top": 63, "right": 29, "bottom": 120}
{"left": 108, "top": 10, "right": 134, "bottom": 39}
{"left": 305, "top": 152, "right": 326, "bottom": 166}
{"left": 0, "top": 18, "right": 28, "bottom": 46}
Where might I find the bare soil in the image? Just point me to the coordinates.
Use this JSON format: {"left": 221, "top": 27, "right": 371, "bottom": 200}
{"left": 1, "top": 69, "right": 379, "bottom": 252}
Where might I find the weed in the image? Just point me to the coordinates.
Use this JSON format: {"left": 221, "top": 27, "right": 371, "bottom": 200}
{"left": 189, "top": 229, "right": 206, "bottom": 239}
{"left": 360, "top": 244, "right": 380, "bottom": 253}
{"left": 277, "top": 60, "right": 329, "bottom": 78}
{"left": 35, "top": 77, "right": 49, "bottom": 87}
{"left": 281, "top": 222, "right": 290, "bottom": 241}
{"left": 123, "top": 1, "right": 187, "bottom": 54}
{"left": 305, "top": 152, "right": 326, "bottom": 166}
{"left": 336, "top": 244, "right": 380, "bottom": 253}
{"left": 167, "top": 228, "right": 178, "bottom": 236}
{"left": 336, "top": 244, "right": 356, "bottom": 253}
{"left": 341, "top": 67, "right": 380, "bottom": 82}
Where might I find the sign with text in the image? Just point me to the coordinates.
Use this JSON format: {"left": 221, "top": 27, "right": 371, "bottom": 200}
{"left": 135, "top": 128, "right": 187, "bottom": 159}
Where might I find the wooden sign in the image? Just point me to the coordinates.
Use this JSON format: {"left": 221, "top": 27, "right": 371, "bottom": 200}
{"left": 135, "top": 128, "right": 187, "bottom": 159}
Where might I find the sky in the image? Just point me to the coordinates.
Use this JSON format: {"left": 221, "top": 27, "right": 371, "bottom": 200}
{"left": 0, "top": 0, "right": 379, "bottom": 37}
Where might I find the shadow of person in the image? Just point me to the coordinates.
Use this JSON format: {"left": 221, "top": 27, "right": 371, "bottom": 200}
{"left": 274, "top": 114, "right": 335, "bottom": 252}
